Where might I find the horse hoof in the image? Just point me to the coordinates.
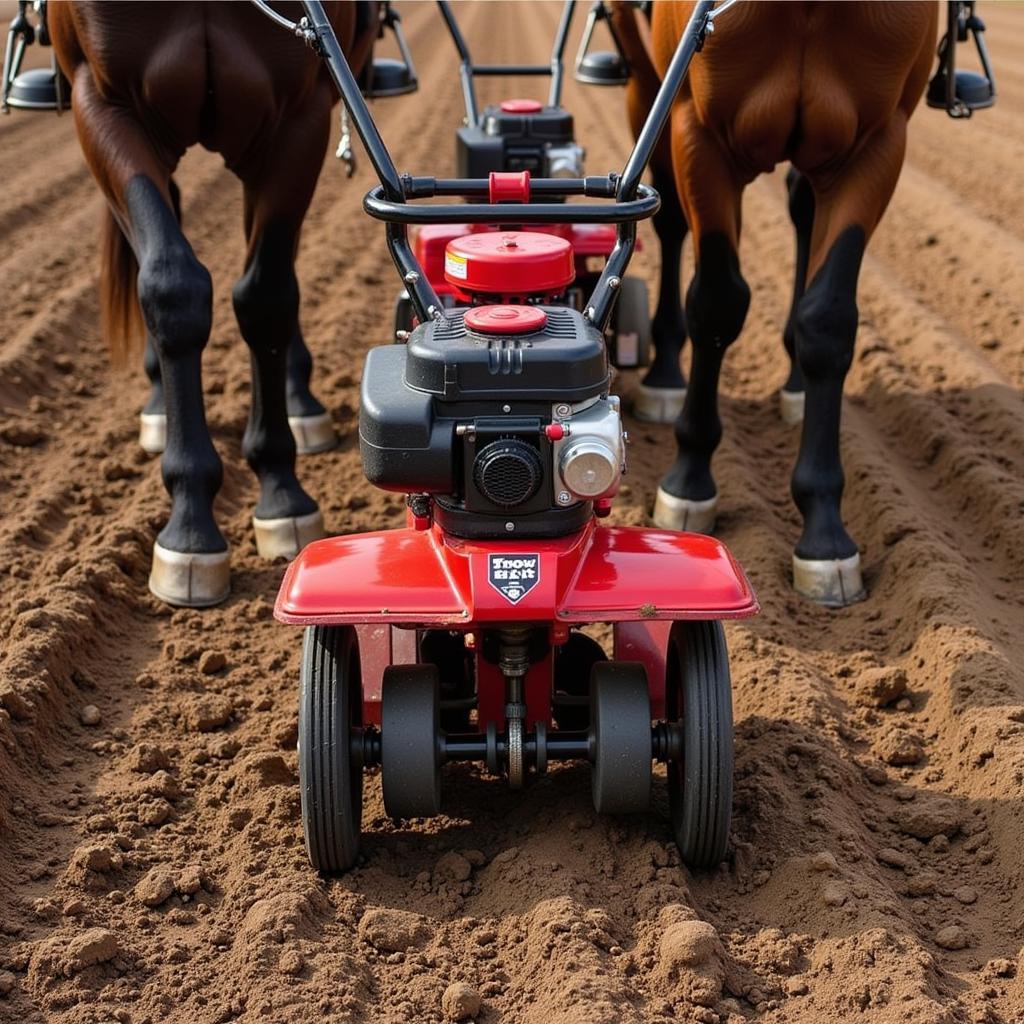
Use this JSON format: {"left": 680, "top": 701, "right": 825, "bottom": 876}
{"left": 253, "top": 509, "right": 325, "bottom": 560}
{"left": 652, "top": 488, "right": 718, "bottom": 534}
{"left": 792, "top": 552, "right": 866, "bottom": 607}
{"left": 139, "top": 412, "right": 166, "bottom": 454}
{"left": 149, "top": 542, "right": 230, "bottom": 607}
{"left": 289, "top": 413, "right": 337, "bottom": 455}
{"left": 779, "top": 388, "right": 805, "bottom": 426}
{"left": 632, "top": 384, "right": 687, "bottom": 424}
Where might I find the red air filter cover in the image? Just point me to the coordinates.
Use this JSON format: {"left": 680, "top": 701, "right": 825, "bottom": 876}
{"left": 464, "top": 305, "right": 548, "bottom": 335}
{"left": 500, "top": 98, "right": 543, "bottom": 114}
{"left": 444, "top": 231, "right": 575, "bottom": 296}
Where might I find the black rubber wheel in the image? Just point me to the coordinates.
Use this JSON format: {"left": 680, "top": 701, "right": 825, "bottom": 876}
{"left": 553, "top": 631, "right": 607, "bottom": 731}
{"left": 590, "top": 662, "right": 652, "bottom": 814}
{"left": 298, "top": 624, "right": 363, "bottom": 874}
{"left": 381, "top": 664, "right": 442, "bottom": 819}
{"left": 665, "top": 620, "right": 734, "bottom": 868}
{"left": 610, "top": 276, "right": 651, "bottom": 369}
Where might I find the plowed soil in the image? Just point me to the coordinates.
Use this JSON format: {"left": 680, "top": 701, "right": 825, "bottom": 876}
{"left": 2, "top": 3, "right": 1023, "bottom": 1023}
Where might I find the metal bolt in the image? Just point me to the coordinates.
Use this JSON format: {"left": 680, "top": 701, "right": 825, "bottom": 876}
{"left": 404, "top": 271, "right": 420, "bottom": 284}
{"left": 557, "top": 490, "right": 572, "bottom": 505}
{"left": 502, "top": 404, "right": 511, "bottom": 413}
{"left": 608, "top": 276, "right": 621, "bottom": 290}
{"left": 395, "top": 330, "right": 410, "bottom": 342}
{"left": 554, "top": 403, "right": 571, "bottom": 418}
{"left": 505, "top": 521, "right": 515, "bottom": 532}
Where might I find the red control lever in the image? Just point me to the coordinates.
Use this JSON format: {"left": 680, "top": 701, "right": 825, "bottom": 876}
{"left": 489, "top": 170, "right": 531, "bottom": 204}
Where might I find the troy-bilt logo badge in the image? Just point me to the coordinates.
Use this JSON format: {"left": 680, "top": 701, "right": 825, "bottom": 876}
{"left": 487, "top": 554, "right": 540, "bottom": 604}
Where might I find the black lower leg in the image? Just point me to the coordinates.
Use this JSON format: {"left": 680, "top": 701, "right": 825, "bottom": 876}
{"left": 791, "top": 226, "right": 865, "bottom": 561}
{"left": 285, "top": 327, "right": 327, "bottom": 419}
{"left": 643, "top": 163, "right": 689, "bottom": 390}
{"left": 128, "top": 175, "right": 224, "bottom": 554}
{"left": 140, "top": 177, "right": 181, "bottom": 419}
{"left": 782, "top": 169, "right": 814, "bottom": 394}
{"left": 142, "top": 333, "right": 164, "bottom": 416}
{"left": 232, "top": 220, "right": 317, "bottom": 521}
{"left": 661, "top": 233, "right": 750, "bottom": 500}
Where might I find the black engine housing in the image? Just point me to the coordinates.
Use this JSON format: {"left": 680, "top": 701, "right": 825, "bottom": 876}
{"left": 456, "top": 104, "right": 576, "bottom": 178}
{"left": 359, "top": 306, "right": 607, "bottom": 538}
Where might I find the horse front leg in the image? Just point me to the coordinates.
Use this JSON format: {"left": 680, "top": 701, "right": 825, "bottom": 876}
{"left": 792, "top": 118, "right": 909, "bottom": 606}
{"left": 653, "top": 108, "right": 750, "bottom": 534}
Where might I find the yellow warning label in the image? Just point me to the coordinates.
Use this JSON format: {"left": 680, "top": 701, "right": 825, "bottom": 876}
{"left": 445, "top": 251, "right": 468, "bottom": 280}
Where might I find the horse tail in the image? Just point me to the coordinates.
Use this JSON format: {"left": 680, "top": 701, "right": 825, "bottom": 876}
{"left": 99, "top": 206, "right": 144, "bottom": 364}
{"left": 99, "top": 178, "right": 181, "bottom": 364}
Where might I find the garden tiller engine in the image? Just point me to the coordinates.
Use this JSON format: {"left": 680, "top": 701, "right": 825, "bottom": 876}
{"left": 267, "top": 0, "right": 757, "bottom": 874}
{"left": 392, "top": 0, "right": 654, "bottom": 372}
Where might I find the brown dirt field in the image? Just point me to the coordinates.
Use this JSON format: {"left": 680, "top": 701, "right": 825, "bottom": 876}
{"left": 2, "top": 3, "right": 1024, "bottom": 1023}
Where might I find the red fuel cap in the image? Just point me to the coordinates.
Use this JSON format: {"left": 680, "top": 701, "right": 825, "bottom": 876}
{"left": 500, "top": 98, "right": 543, "bottom": 114}
{"left": 464, "top": 305, "right": 548, "bottom": 335}
{"left": 445, "top": 231, "right": 575, "bottom": 295}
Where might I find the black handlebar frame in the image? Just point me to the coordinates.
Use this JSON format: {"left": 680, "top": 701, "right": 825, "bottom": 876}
{"left": 300, "top": 0, "right": 714, "bottom": 329}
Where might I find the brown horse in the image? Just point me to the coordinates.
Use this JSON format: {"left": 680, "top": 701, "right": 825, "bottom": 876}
{"left": 613, "top": 1, "right": 938, "bottom": 606}
{"left": 50, "top": 1, "right": 377, "bottom": 607}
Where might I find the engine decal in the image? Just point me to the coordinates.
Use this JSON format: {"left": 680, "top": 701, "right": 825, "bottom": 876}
{"left": 487, "top": 553, "right": 540, "bottom": 604}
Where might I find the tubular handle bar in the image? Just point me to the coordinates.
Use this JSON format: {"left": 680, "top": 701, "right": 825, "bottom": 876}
{"left": 299, "top": 0, "right": 715, "bottom": 330}
{"left": 364, "top": 178, "right": 659, "bottom": 224}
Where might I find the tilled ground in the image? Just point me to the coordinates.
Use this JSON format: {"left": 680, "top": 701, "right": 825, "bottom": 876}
{"left": 1, "top": 3, "right": 1024, "bottom": 1023}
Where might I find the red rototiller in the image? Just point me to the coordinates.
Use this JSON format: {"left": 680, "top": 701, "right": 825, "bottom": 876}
{"left": 266, "top": 0, "right": 757, "bottom": 873}
{"left": 391, "top": 0, "right": 653, "bottom": 371}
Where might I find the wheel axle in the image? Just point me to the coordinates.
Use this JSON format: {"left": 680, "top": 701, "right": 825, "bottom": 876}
{"left": 352, "top": 722, "right": 682, "bottom": 770}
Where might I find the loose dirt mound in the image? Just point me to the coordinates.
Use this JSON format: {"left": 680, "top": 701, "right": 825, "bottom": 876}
{"left": 2, "top": 3, "right": 1023, "bottom": 1022}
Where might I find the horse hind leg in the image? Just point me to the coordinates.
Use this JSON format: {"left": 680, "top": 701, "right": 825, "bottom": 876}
{"left": 136, "top": 181, "right": 334, "bottom": 457}
{"left": 653, "top": 109, "right": 750, "bottom": 534}
{"left": 138, "top": 176, "right": 181, "bottom": 455}
{"left": 780, "top": 167, "right": 814, "bottom": 426}
{"left": 70, "top": 67, "right": 228, "bottom": 605}
{"left": 791, "top": 119, "right": 909, "bottom": 606}
{"left": 285, "top": 326, "right": 337, "bottom": 454}
{"left": 122, "top": 175, "right": 229, "bottom": 606}
{"left": 233, "top": 117, "right": 328, "bottom": 560}
{"left": 634, "top": 161, "right": 690, "bottom": 424}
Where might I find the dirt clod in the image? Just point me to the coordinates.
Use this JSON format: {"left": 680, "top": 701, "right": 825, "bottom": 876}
{"left": 810, "top": 851, "right": 839, "bottom": 872}
{"left": 184, "top": 695, "right": 233, "bottom": 733}
{"left": 854, "top": 666, "right": 908, "bottom": 707}
{"left": 357, "top": 908, "right": 432, "bottom": 952}
{"left": 65, "top": 928, "right": 120, "bottom": 973}
{"left": 442, "top": 981, "right": 482, "bottom": 1021}
{"left": 893, "top": 797, "right": 962, "bottom": 840}
{"left": 877, "top": 730, "right": 924, "bottom": 766}
{"left": 79, "top": 704, "right": 102, "bottom": 726}
{"left": 198, "top": 650, "right": 227, "bottom": 675}
{"left": 135, "top": 867, "right": 175, "bottom": 908}
{"left": 935, "top": 925, "right": 969, "bottom": 951}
